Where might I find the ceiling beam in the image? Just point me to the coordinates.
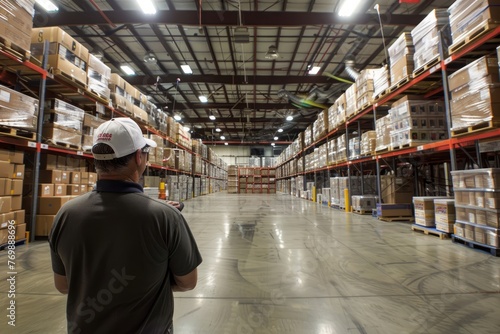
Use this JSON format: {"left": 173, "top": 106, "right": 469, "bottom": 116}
{"left": 39, "top": 11, "right": 425, "bottom": 27}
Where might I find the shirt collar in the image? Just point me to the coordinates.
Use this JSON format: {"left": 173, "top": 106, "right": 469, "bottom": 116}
{"left": 95, "top": 179, "right": 144, "bottom": 193}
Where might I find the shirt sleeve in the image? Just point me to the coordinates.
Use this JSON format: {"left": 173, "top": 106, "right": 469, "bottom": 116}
{"left": 48, "top": 216, "right": 66, "bottom": 276}
{"left": 168, "top": 213, "right": 202, "bottom": 276}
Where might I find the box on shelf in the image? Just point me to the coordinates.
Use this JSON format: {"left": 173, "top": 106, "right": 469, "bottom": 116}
{"left": 377, "top": 203, "right": 413, "bottom": 217}
{"left": 434, "top": 198, "right": 456, "bottom": 227}
{"left": 0, "top": 85, "right": 39, "bottom": 131}
{"left": 352, "top": 195, "right": 378, "bottom": 211}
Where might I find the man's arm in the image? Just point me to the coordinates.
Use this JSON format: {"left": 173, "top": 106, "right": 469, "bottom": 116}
{"left": 171, "top": 268, "right": 198, "bottom": 292}
{"left": 54, "top": 273, "right": 69, "bottom": 294}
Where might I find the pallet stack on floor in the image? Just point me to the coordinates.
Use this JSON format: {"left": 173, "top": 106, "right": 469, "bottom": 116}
{"left": 411, "top": 196, "right": 453, "bottom": 239}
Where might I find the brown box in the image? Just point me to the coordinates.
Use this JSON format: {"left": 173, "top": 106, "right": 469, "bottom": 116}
{"left": 0, "top": 228, "right": 7, "bottom": 244}
{"left": 35, "top": 215, "right": 56, "bottom": 237}
{"left": 31, "top": 26, "right": 83, "bottom": 57}
{"left": 454, "top": 222, "right": 465, "bottom": 238}
{"left": 380, "top": 175, "right": 414, "bottom": 204}
{"left": 38, "top": 184, "right": 54, "bottom": 197}
{"left": 486, "top": 230, "right": 499, "bottom": 247}
{"left": 435, "top": 221, "right": 454, "bottom": 233}
{"left": 70, "top": 172, "right": 81, "bottom": 184}
{"left": 0, "top": 149, "right": 24, "bottom": 164}
{"left": 448, "top": 56, "right": 498, "bottom": 92}
{"left": 377, "top": 203, "right": 413, "bottom": 217}
{"left": 0, "top": 211, "right": 15, "bottom": 229}
{"left": 474, "top": 226, "right": 486, "bottom": 244}
{"left": 434, "top": 199, "right": 456, "bottom": 224}
{"left": 42, "top": 123, "right": 82, "bottom": 147}
{"left": 53, "top": 184, "right": 67, "bottom": 196}
{"left": 12, "top": 210, "right": 25, "bottom": 225}
{"left": 0, "top": 196, "right": 12, "bottom": 213}
{"left": 485, "top": 192, "right": 500, "bottom": 209}
{"left": 11, "top": 195, "right": 21, "bottom": 211}
{"left": 13, "top": 164, "right": 25, "bottom": 179}
{"left": 79, "top": 184, "right": 88, "bottom": 194}
{"left": 0, "top": 17, "right": 31, "bottom": 51}
{"left": 465, "top": 224, "right": 475, "bottom": 241}
{"left": 0, "top": 178, "right": 12, "bottom": 196}
{"left": 38, "top": 196, "right": 73, "bottom": 215}
{"left": 39, "top": 170, "right": 62, "bottom": 184}
{"left": 10, "top": 179, "right": 22, "bottom": 195}
{"left": 40, "top": 154, "right": 58, "bottom": 170}
{"left": 0, "top": 162, "right": 14, "bottom": 178}
{"left": 15, "top": 223, "right": 26, "bottom": 240}
{"left": 67, "top": 184, "right": 80, "bottom": 195}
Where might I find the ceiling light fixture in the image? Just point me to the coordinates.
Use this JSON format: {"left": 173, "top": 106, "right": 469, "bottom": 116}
{"left": 209, "top": 115, "right": 216, "bottom": 121}
{"left": 286, "top": 115, "right": 294, "bottom": 121}
{"left": 265, "top": 45, "right": 279, "bottom": 60}
{"left": 173, "top": 113, "right": 182, "bottom": 121}
{"left": 274, "top": 136, "right": 278, "bottom": 140}
{"left": 277, "top": 128, "right": 283, "bottom": 133}
{"left": 220, "top": 135, "right": 226, "bottom": 140}
{"left": 138, "top": 0, "right": 156, "bottom": 14}
{"left": 184, "top": 126, "right": 190, "bottom": 131}
{"left": 143, "top": 51, "right": 157, "bottom": 63}
{"left": 120, "top": 65, "right": 135, "bottom": 75}
{"left": 271, "top": 143, "right": 275, "bottom": 146}
{"left": 215, "top": 128, "right": 221, "bottom": 132}
{"left": 338, "top": 0, "right": 362, "bottom": 17}
{"left": 308, "top": 66, "right": 321, "bottom": 75}
{"left": 199, "top": 95, "right": 208, "bottom": 103}
{"left": 224, "top": 142, "right": 228, "bottom": 146}
{"left": 36, "top": 0, "right": 59, "bottom": 12}
{"left": 181, "top": 65, "right": 192, "bottom": 74}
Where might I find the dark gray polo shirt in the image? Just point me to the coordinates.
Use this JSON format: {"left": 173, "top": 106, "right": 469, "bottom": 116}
{"left": 49, "top": 180, "right": 202, "bottom": 334}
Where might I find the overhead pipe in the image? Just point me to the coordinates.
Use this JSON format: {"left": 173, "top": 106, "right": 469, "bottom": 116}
{"left": 344, "top": 59, "right": 359, "bottom": 80}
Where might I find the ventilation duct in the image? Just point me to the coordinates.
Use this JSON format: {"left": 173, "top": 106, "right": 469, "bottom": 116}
{"left": 344, "top": 60, "right": 360, "bottom": 80}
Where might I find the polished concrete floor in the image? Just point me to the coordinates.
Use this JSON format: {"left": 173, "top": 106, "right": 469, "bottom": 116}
{"left": 1, "top": 192, "right": 500, "bottom": 334}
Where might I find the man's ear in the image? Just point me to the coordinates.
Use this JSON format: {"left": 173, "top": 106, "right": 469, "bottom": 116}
{"left": 135, "top": 149, "right": 142, "bottom": 165}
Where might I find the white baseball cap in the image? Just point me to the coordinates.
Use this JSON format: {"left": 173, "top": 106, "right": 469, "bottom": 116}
{"left": 92, "top": 117, "right": 157, "bottom": 160}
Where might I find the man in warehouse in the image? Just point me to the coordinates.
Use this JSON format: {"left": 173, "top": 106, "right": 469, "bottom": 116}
{"left": 49, "top": 117, "right": 202, "bottom": 333}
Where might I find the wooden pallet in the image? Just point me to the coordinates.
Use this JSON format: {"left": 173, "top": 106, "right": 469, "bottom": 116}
{"left": 0, "top": 238, "right": 26, "bottom": 251}
{"left": 0, "top": 126, "right": 36, "bottom": 140}
{"left": 391, "top": 141, "right": 428, "bottom": 151}
{"left": 0, "top": 36, "right": 31, "bottom": 61}
{"left": 378, "top": 216, "right": 414, "bottom": 222}
{"left": 452, "top": 235, "right": 500, "bottom": 257}
{"left": 373, "top": 88, "right": 389, "bottom": 101}
{"left": 451, "top": 120, "right": 500, "bottom": 137}
{"left": 375, "top": 146, "right": 391, "bottom": 154}
{"left": 352, "top": 207, "right": 372, "bottom": 215}
{"left": 46, "top": 139, "right": 81, "bottom": 151}
{"left": 412, "top": 55, "right": 441, "bottom": 78}
{"left": 388, "top": 76, "right": 410, "bottom": 93}
{"left": 86, "top": 88, "right": 110, "bottom": 106}
{"left": 51, "top": 69, "right": 88, "bottom": 91}
{"left": 449, "top": 20, "right": 500, "bottom": 55}
{"left": 411, "top": 224, "right": 450, "bottom": 240}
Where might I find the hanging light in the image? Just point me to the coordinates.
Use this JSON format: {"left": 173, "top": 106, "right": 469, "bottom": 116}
{"left": 215, "top": 128, "right": 221, "bottom": 132}
{"left": 224, "top": 142, "right": 228, "bottom": 146}
{"left": 220, "top": 135, "right": 226, "bottom": 140}
{"left": 36, "top": 0, "right": 59, "bottom": 12}
{"left": 209, "top": 114, "right": 216, "bottom": 120}
{"left": 274, "top": 136, "right": 278, "bottom": 140}
{"left": 180, "top": 65, "right": 192, "bottom": 74}
{"left": 308, "top": 66, "right": 321, "bottom": 75}
{"left": 271, "top": 143, "right": 275, "bottom": 146}
{"left": 199, "top": 95, "right": 208, "bottom": 103}
{"left": 173, "top": 113, "right": 182, "bottom": 121}
{"left": 286, "top": 115, "right": 294, "bottom": 121}
{"left": 338, "top": 0, "right": 362, "bottom": 17}
{"left": 265, "top": 45, "right": 279, "bottom": 60}
{"left": 277, "top": 128, "right": 283, "bottom": 133}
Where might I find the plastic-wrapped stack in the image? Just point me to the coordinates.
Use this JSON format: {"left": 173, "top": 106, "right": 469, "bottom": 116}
{"left": 317, "top": 144, "right": 327, "bottom": 168}
{"left": 348, "top": 137, "right": 360, "bottom": 160}
{"left": 413, "top": 196, "right": 449, "bottom": 227}
{"left": 451, "top": 168, "right": 500, "bottom": 249}
{"left": 361, "top": 131, "right": 377, "bottom": 155}
{"left": 389, "top": 96, "right": 446, "bottom": 149}
{"left": 0, "top": 85, "right": 39, "bottom": 131}
{"left": 388, "top": 32, "right": 414, "bottom": 86}
{"left": 448, "top": 0, "right": 500, "bottom": 51}
{"left": 373, "top": 66, "right": 390, "bottom": 99}
{"left": 434, "top": 198, "right": 456, "bottom": 233}
{"left": 375, "top": 115, "right": 391, "bottom": 152}
{"left": 330, "top": 177, "right": 340, "bottom": 206}
{"left": 313, "top": 110, "right": 328, "bottom": 142}
{"left": 303, "top": 125, "right": 313, "bottom": 147}
{"left": 336, "top": 134, "right": 347, "bottom": 162}
{"left": 345, "top": 84, "right": 357, "bottom": 119}
{"left": 352, "top": 195, "right": 378, "bottom": 212}
{"left": 355, "top": 69, "right": 377, "bottom": 111}
{"left": 43, "top": 99, "right": 84, "bottom": 147}
{"left": 448, "top": 55, "right": 500, "bottom": 134}
{"left": 328, "top": 94, "right": 347, "bottom": 131}
{"left": 327, "top": 138, "right": 336, "bottom": 165}
{"left": 0, "top": 0, "right": 34, "bottom": 53}
{"left": 411, "top": 9, "right": 449, "bottom": 72}
{"left": 87, "top": 54, "right": 111, "bottom": 100}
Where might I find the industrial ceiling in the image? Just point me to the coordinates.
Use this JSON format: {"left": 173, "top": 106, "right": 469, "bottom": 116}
{"left": 34, "top": 0, "right": 456, "bottom": 145}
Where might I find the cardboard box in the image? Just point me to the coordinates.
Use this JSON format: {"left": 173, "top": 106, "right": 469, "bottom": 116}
{"left": 448, "top": 56, "right": 498, "bottom": 92}
{"left": 0, "top": 211, "right": 15, "bottom": 229}
{"left": 38, "top": 196, "right": 73, "bottom": 215}
{"left": 39, "top": 170, "right": 62, "bottom": 183}
{"left": 0, "top": 228, "right": 7, "bottom": 244}
{"left": 434, "top": 199, "right": 456, "bottom": 224}
{"left": 0, "top": 162, "right": 14, "bottom": 178}
{"left": 70, "top": 172, "right": 81, "bottom": 184}
{"left": 377, "top": 203, "right": 413, "bottom": 217}
{"left": 10, "top": 179, "right": 22, "bottom": 195}
{"left": 40, "top": 154, "right": 58, "bottom": 170}
{"left": 486, "top": 230, "right": 499, "bottom": 247}
{"left": 13, "top": 164, "right": 25, "bottom": 179}
{"left": 67, "top": 184, "right": 80, "bottom": 195}
{"left": 42, "top": 123, "right": 82, "bottom": 147}
{"left": 31, "top": 26, "right": 82, "bottom": 57}
{"left": 53, "top": 184, "right": 67, "bottom": 196}
{"left": 0, "top": 196, "right": 12, "bottom": 214}
{"left": 15, "top": 223, "right": 26, "bottom": 240}
{"left": 465, "top": 224, "right": 475, "bottom": 241}
{"left": 0, "top": 149, "right": 24, "bottom": 164}
{"left": 454, "top": 222, "right": 465, "bottom": 238}
{"left": 38, "top": 184, "right": 54, "bottom": 197}
{"left": 12, "top": 210, "right": 25, "bottom": 225}
{"left": 0, "top": 178, "right": 12, "bottom": 196}
{"left": 11, "top": 195, "right": 21, "bottom": 211}
{"left": 35, "top": 215, "right": 56, "bottom": 237}
{"left": 435, "top": 221, "right": 454, "bottom": 233}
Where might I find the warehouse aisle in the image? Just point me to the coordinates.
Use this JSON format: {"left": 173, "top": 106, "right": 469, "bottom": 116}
{"left": 2, "top": 192, "right": 500, "bottom": 333}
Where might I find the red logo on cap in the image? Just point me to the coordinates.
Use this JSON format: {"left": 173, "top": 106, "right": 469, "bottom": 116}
{"left": 98, "top": 133, "right": 112, "bottom": 140}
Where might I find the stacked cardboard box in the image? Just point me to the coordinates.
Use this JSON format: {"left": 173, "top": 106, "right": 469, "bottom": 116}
{"left": 413, "top": 196, "right": 449, "bottom": 227}
{"left": 388, "top": 32, "right": 414, "bottom": 85}
{"left": 448, "top": 56, "right": 500, "bottom": 132}
{"left": 380, "top": 174, "right": 414, "bottom": 204}
{"left": 451, "top": 168, "right": 500, "bottom": 248}
{"left": 434, "top": 198, "right": 456, "bottom": 232}
{"left": 348, "top": 137, "right": 360, "bottom": 160}
{"left": 336, "top": 134, "right": 347, "bottom": 162}
{"left": 352, "top": 195, "right": 378, "bottom": 212}
{"left": 42, "top": 99, "right": 84, "bottom": 148}
{"left": 81, "top": 113, "right": 105, "bottom": 151}
{"left": 411, "top": 9, "right": 449, "bottom": 71}
{"left": 175, "top": 123, "right": 191, "bottom": 148}
{"left": 0, "top": 85, "right": 39, "bottom": 131}
{"left": 0, "top": 148, "right": 25, "bottom": 244}
{"left": 87, "top": 54, "right": 111, "bottom": 100}
{"left": 0, "top": 0, "right": 34, "bottom": 53}
{"left": 448, "top": 0, "right": 500, "bottom": 49}
{"left": 375, "top": 115, "right": 392, "bottom": 152}
{"left": 31, "top": 27, "right": 89, "bottom": 87}
{"left": 146, "top": 134, "right": 164, "bottom": 166}
{"left": 361, "top": 131, "right": 377, "bottom": 155}
{"left": 355, "top": 69, "right": 377, "bottom": 111}
{"left": 327, "top": 138, "right": 336, "bottom": 165}
{"left": 345, "top": 83, "right": 357, "bottom": 119}
{"left": 303, "top": 125, "right": 313, "bottom": 147}
{"left": 313, "top": 110, "right": 328, "bottom": 141}
{"left": 373, "top": 66, "right": 390, "bottom": 99}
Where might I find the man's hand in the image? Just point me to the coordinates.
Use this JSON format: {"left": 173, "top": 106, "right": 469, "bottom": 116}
{"left": 166, "top": 201, "right": 184, "bottom": 212}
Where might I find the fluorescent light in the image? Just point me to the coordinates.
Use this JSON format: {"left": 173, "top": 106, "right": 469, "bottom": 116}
{"left": 271, "top": 143, "right": 275, "bottom": 146}
{"left": 274, "top": 136, "right": 278, "bottom": 140}
{"left": 199, "top": 95, "right": 208, "bottom": 103}
{"left": 338, "top": 0, "right": 362, "bottom": 17}
{"left": 181, "top": 65, "right": 192, "bottom": 74}
{"left": 36, "top": 0, "right": 59, "bottom": 12}
{"left": 308, "top": 66, "right": 321, "bottom": 75}
{"left": 224, "top": 142, "right": 228, "bottom": 146}
{"left": 138, "top": 0, "right": 156, "bottom": 14}
{"left": 120, "top": 65, "right": 135, "bottom": 75}
{"left": 278, "top": 128, "right": 283, "bottom": 133}
{"left": 286, "top": 115, "right": 294, "bottom": 121}
{"left": 220, "top": 135, "right": 225, "bottom": 140}
{"left": 174, "top": 114, "right": 182, "bottom": 121}
{"left": 184, "top": 126, "right": 190, "bottom": 131}
{"left": 215, "top": 128, "right": 221, "bottom": 132}
{"left": 209, "top": 115, "right": 216, "bottom": 120}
